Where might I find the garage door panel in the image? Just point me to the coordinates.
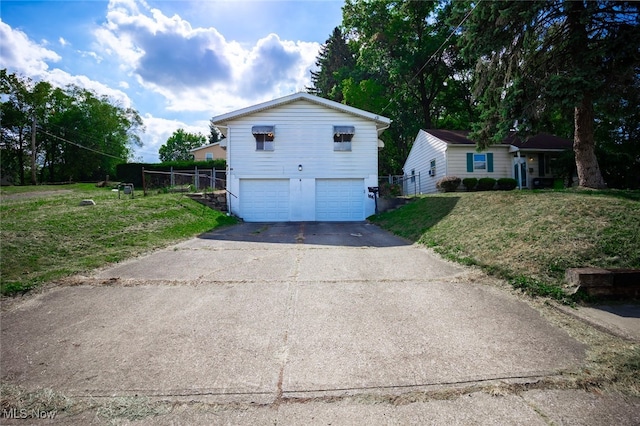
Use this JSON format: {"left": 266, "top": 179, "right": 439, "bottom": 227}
{"left": 240, "top": 179, "right": 289, "bottom": 222}
{"left": 316, "top": 179, "right": 364, "bottom": 221}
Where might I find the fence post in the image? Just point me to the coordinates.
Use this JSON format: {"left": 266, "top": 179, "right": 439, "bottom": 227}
{"left": 142, "top": 166, "right": 146, "bottom": 196}
{"left": 195, "top": 166, "right": 199, "bottom": 191}
{"left": 418, "top": 172, "right": 421, "bottom": 195}
{"left": 170, "top": 166, "right": 174, "bottom": 187}
{"left": 212, "top": 168, "right": 216, "bottom": 190}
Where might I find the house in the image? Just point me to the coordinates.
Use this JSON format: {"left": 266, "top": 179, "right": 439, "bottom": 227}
{"left": 402, "top": 129, "right": 573, "bottom": 194}
{"left": 210, "top": 92, "right": 391, "bottom": 222}
{"left": 190, "top": 141, "right": 226, "bottom": 161}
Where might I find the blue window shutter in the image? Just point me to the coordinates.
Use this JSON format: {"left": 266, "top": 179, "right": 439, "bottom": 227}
{"left": 466, "top": 153, "right": 473, "bottom": 172}
{"left": 487, "top": 153, "right": 494, "bottom": 172}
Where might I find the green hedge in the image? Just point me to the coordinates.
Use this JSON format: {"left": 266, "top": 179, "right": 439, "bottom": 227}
{"left": 477, "top": 177, "right": 497, "bottom": 191}
{"left": 462, "top": 177, "right": 478, "bottom": 191}
{"left": 116, "top": 160, "right": 226, "bottom": 187}
{"left": 497, "top": 178, "right": 518, "bottom": 190}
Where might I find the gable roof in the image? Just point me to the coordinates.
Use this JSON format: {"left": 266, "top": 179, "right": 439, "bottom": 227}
{"left": 189, "top": 141, "right": 222, "bottom": 153}
{"left": 424, "top": 129, "right": 572, "bottom": 150}
{"left": 211, "top": 92, "right": 391, "bottom": 136}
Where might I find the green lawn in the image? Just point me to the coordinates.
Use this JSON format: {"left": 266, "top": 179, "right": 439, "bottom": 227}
{"left": 370, "top": 189, "right": 640, "bottom": 300}
{"left": 0, "top": 183, "right": 236, "bottom": 295}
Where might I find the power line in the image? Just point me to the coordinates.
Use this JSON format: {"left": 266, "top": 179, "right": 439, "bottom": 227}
{"left": 380, "top": 0, "right": 482, "bottom": 115}
{"left": 38, "top": 129, "right": 126, "bottom": 160}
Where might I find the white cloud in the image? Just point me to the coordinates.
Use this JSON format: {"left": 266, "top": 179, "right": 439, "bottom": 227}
{"left": 59, "top": 37, "right": 70, "bottom": 47}
{"left": 95, "top": 0, "right": 321, "bottom": 113}
{"left": 138, "top": 113, "right": 209, "bottom": 162}
{"left": 0, "top": 21, "right": 61, "bottom": 75}
{"left": 78, "top": 50, "right": 103, "bottom": 63}
{"left": 1, "top": 21, "right": 131, "bottom": 109}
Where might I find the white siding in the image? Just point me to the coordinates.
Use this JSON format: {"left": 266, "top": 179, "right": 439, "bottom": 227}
{"left": 402, "top": 130, "right": 447, "bottom": 195}
{"left": 226, "top": 99, "right": 379, "bottom": 219}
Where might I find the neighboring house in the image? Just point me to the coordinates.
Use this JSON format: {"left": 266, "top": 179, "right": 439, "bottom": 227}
{"left": 402, "top": 129, "right": 573, "bottom": 194}
{"left": 190, "top": 141, "right": 226, "bottom": 161}
{"left": 210, "top": 92, "right": 391, "bottom": 222}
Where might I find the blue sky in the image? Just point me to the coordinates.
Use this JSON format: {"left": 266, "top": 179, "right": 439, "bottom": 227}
{"left": 0, "top": 0, "right": 345, "bottom": 162}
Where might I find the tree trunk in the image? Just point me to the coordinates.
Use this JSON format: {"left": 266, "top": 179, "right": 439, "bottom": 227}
{"left": 574, "top": 95, "right": 606, "bottom": 189}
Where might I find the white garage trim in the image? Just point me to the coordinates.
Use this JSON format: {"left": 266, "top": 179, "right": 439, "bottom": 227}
{"left": 316, "top": 179, "right": 365, "bottom": 221}
{"left": 239, "top": 179, "right": 290, "bottom": 222}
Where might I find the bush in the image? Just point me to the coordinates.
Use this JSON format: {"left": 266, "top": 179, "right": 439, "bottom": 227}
{"left": 462, "top": 177, "right": 478, "bottom": 191}
{"left": 379, "top": 182, "right": 402, "bottom": 197}
{"left": 116, "top": 160, "right": 226, "bottom": 187}
{"left": 497, "top": 178, "right": 518, "bottom": 190}
{"left": 436, "top": 176, "right": 461, "bottom": 192}
{"left": 477, "top": 177, "right": 497, "bottom": 191}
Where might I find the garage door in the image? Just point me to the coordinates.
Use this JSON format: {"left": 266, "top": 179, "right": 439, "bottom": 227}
{"left": 239, "top": 179, "right": 290, "bottom": 222}
{"left": 316, "top": 179, "right": 365, "bottom": 221}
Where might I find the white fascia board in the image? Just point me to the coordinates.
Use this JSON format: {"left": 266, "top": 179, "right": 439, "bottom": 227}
{"left": 211, "top": 92, "right": 391, "bottom": 130}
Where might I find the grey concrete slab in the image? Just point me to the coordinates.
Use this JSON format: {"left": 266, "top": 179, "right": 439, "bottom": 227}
{"left": 522, "top": 389, "right": 640, "bottom": 426}
{"left": 554, "top": 303, "right": 640, "bottom": 342}
{"left": 1, "top": 285, "right": 288, "bottom": 403}
{"left": 282, "top": 280, "right": 585, "bottom": 396}
{"left": 3, "top": 222, "right": 637, "bottom": 424}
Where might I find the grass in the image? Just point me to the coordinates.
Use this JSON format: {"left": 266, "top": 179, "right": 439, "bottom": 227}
{"left": 370, "top": 189, "right": 640, "bottom": 300}
{"left": 0, "top": 183, "right": 236, "bottom": 295}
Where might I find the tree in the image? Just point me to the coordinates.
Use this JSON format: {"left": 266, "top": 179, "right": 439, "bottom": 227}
{"left": 323, "top": 0, "right": 476, "bottom": 175}
{"left": 158, "top": 129, "right": 206, "bottom": 162}
{"left": 308, "top": 27, "right": 356, "bottom": 102}
{"left": 458, "top": 0, "right": 640, "bottom": 189}
{"left": 208, "top": 119, "right": 221, "bottom": 145}
{"left": 1, "top": 69, "right": 144, "bottom": 184}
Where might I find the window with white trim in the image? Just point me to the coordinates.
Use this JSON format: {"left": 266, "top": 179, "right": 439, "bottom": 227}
{"left": 205, "top": 152, "right": 213, "bottom": 161}
{"left": 429, "top": 159, "right": 436, "bottom": 176}
{"left": 333, "top": 125, "right": 354, "bottom": 151}
{"left": 252, "top": 125, "right": 275, "bottom": 151}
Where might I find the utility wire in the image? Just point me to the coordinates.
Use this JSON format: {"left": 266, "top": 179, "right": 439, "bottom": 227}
{"left": 38, "top": 129, "right": 126, "bottom": 160}
{"left": 380, "top": 0, "right": 481, "bottom": 115}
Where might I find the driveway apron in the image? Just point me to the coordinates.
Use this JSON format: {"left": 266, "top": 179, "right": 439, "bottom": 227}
{"left": 1, "top": 222, "right": 587, "bottom": 405}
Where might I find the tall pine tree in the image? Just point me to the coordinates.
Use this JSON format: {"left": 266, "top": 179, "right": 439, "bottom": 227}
{"left": 459, "top": 0, "right": 640, "bottom": 189}
{"left": 308, "top": 27, "right": 355, "bottom": 102}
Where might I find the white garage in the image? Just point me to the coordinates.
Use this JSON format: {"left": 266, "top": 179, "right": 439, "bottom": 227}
{"left": 239, "top": 179, "right": 290, "bottom": 222}
{"left": 316, "top": 179, "right": 365, "bottom": 221}
{"left": 210, "top": 93, "right": 391, "bottom": 223}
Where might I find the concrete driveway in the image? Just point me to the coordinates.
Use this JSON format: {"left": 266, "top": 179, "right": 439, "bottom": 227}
{"left": 1, "top": 222, "right": 638, "bottom": 424}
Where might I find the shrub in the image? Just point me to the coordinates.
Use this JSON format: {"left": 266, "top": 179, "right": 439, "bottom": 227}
{"left": 436, "top": 176, "right": 461, "bottom": 192}
{"left": 477, "top": 177, "right": 497, "bottom": 191}
{"left": 497, "top": 178, "right": 518, "bottom": 190}
{"left": 462, "top": 177, "right": 478, "bottom": 191}
{"left": 379, "top": 182, "right": 402, "bottom": 197}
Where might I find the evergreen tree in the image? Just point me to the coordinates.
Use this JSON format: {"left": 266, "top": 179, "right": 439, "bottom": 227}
{"left": 458, "top": 0, "right": 640, "bottom": 189}
{"left": 308, "top": 27, "right": 355, "bottom": 102}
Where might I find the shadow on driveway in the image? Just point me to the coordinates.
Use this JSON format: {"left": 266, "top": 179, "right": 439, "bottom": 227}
{"left": 198, "top": 222, "right": 411, "bottom": 248}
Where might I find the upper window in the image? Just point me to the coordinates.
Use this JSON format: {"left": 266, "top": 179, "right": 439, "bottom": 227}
{"left": 473, "top": 153, "right": 486, "bottom": 170}
{"left": 333, "top": 126, "right": 354, "bottom": 151}
{"left": 205, "top": 152, "right": 213, "bottom": 161}
{"left": 252, "top": 125, "right": 275, "bottom": 151}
